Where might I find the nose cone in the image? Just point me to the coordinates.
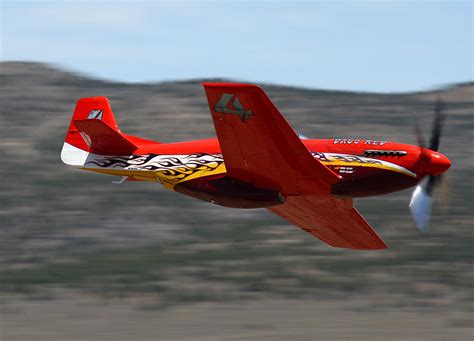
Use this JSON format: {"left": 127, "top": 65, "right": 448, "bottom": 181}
{"left": 429, "top": 151, "right": 451, "bottom": 175}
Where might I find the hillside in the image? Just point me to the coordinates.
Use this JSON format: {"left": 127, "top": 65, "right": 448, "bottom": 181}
{"left": 0, "top": 62, "right": 473, "bottom": 339}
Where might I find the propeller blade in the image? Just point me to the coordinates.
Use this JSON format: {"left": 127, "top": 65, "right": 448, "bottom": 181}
{"left": 429, "top": 97, "right": 446, "bottom": 152}
{"left": 436, "top": 174, "right": 449, "bottom": 210}
{"left": 413, "top": 112, "right": 426, "bottom": 148}
{"left": 409, "top": 176, "right": 436, "bottom": 233}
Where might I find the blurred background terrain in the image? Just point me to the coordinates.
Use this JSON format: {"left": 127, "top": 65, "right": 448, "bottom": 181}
{"left": 0, "top": 62, "right": 473, "bottom": 340}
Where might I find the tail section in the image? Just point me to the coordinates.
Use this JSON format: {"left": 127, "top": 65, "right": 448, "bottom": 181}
{"left": 61, "top": 97, "right": 137, "bottom": 166}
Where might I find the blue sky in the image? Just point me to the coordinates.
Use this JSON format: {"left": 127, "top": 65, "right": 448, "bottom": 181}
{"left": 1, "top": 0, "right": 472, "bottom": 92}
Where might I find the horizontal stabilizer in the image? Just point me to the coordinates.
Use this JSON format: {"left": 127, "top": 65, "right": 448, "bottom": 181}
{"left": 74, "top": 119, "right": 137, "bottom": 155}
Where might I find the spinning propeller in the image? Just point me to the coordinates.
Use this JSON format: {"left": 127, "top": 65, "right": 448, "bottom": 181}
{"left": 409, "top": 98, "right": 450, "bottom": 232}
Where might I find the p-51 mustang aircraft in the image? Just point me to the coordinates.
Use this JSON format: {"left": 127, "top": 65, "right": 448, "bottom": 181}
{"left": 61, "top": 83, "right": 451, "bottom": 250}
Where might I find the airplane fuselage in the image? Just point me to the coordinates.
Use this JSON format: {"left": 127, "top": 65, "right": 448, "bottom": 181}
{"left": 74, "top": 137, "right": 449, "bottom": 209}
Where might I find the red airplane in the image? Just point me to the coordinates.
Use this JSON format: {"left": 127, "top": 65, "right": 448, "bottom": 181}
{"left": 61, "top": 83, "right": 451, "bottom": 250}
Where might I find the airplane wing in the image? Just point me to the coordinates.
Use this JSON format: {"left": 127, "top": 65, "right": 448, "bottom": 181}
{"left": 268, "top": 195, "right": 387, "bottom": 250}
{"left": 203, "top": 83, "right": 340, "bottom": 195}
